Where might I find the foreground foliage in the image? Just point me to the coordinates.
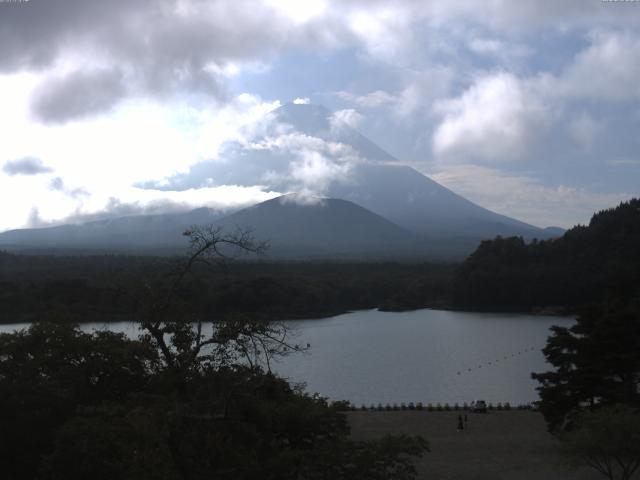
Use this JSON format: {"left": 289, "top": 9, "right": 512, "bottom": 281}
{"left": 559, "top": 406, "right": 640, "bottom": 480}
{"left": 0, "top": 226, "right": 428, "bottom": 479}
{"left": 0, "top": 322, "right": 428, "bottom": 480}
{"left": 532, "top": 304, "right": 640, "bottom": 432}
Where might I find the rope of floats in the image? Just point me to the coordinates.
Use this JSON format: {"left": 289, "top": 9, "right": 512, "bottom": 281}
{"left": 456, "top": 345, "right": 539, "bottom": 376}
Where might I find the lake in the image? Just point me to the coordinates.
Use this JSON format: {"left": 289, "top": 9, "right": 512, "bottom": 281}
{"left": 0, "top": 309, "right": 573, "bottom": 406}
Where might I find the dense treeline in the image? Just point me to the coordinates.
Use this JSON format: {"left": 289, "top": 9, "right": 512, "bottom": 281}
{"left": 0, "top": 252, "right": 454, "bottom": 323}
{"left": 0, "top": 316, "right": 428, "bottom": 480}
{"left": 453, "top": 198, "right": 640, "bottom": 311}
{"left": 0, "top": 227, "right": 429, "bottom": 480}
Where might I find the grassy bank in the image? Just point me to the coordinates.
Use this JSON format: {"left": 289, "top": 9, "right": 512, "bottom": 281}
{"left": 348, "top": 410, "right": 607, "bottom": 480}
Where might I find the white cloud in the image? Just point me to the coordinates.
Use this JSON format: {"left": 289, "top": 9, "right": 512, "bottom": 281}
{"left": 293, "top": 97, "right": 311, "bottom": 104}
{"left": 330, "top": 108, "right": 363, "bottom": 129}
{"left": 558, "top": 30, "right": 640, "bottom": 101}
{"left": 432, "top": 72, "right": 548, "bottom": 162}
{"left": 289, "top": 150, "right": 351, "bottom": 193}
{"left": 348, "top": 7, "right": 416, "bottom": 65}
{"left": 265, "top": 0, "right": 327, "bottom": 23}
{"left": 0, "top": 71, "right": 282, "bottom": 231}
{"left": 247, "top": 130, "right": 359, "bottom": 195}
{"left": 430, "top": 164, "right": 634, "bottom": 228}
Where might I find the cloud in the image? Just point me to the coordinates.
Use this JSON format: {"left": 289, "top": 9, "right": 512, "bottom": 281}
{"left": 143, "top": 111, "right": 363, "bottom": 197}
{"left": 0, "top": 0, "right": 337, "bottom": 122}
{"left": 3, "top": 0, "right": 639, "bottom": 125}
{"left": 335, "top": 66, "right": 454, "bottom": 119}
{"left": 430, "top": 163, "right": 634, "bottom": 228}
{"left": 249, "top": 130, "right": 360, "bottom": 194}
{"left": 2, "top": 157, "right": 53, "bottom": 176}
{"left": 30, "top": 68, "right": 127, "bottom": 124}
{"left": 432, "top": 72, "right": 548, "bottom": 162}
{"left": 558, "top": 30, "right": 640, "bottom": 101}
{"left": 468, "top": 38, "right": 532, "bottom": 59}
{"left": 336, "top": 89, "right": 397, "bottom": 108}
{"left": 49, "top": 177, "right": 89, "bottom": 198}
{"left": 293, "top": 97, "right": 311, "bottom": 104}
{"left": 569, "top": 112, "right": 603, "bottom": 150}
{"left": 1, "top": 0, "right": 639, "bottom": 233}
{"left": 330, "top": 108, "right": 363, "bottom": 129}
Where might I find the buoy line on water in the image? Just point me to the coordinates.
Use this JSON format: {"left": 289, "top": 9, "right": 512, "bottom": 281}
{"left": 455, "top": 346, "right": 539, "bottom": 376}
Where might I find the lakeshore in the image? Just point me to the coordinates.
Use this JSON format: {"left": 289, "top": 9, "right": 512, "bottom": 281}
{"left": 348, "top": 410, "right": 606, "bottom": 480}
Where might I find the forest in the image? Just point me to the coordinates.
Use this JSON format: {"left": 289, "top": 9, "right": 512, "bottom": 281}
{"left": 0, "top": 253, "right": 454, "bottom": 324}
{"left": 452, "top": 198, "right": 640, "bottom": 312}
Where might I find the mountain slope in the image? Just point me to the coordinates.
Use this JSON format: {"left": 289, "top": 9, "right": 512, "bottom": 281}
{"left": 0, "top": 195, "right": 437, "bottom": 259}
{"left": 215, "top": 194, "right": 427, "bottom": 259}
{"left": 141, "top": 102, "right": 560, "bottom": 250}
{"left": 326, "top": 162, "right": 545, "bottom": 239}
{"left": 0, "top": 208, "right": 223, "bottom": 253}
{"left": 0, "top": 103, "right": 564, "bottom": 258}
{"left": 276, "top": 103, "right": 555, "bottom": 240}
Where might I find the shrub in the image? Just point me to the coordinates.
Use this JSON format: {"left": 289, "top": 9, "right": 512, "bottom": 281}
{"left": 331, "top": 400, "right": 351, "bottom": 412}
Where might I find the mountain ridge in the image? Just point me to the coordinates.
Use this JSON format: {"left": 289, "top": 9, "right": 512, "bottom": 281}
{"left": 0, "top": 103, "right": 565, "bottom": 258}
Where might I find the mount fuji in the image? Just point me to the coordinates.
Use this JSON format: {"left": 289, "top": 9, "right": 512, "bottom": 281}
{"left": 0, "top": 103, "right": 562, "bottom": 259}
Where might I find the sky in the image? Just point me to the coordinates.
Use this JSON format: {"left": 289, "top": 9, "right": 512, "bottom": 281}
{"left": 0, "top": 0, "right": 639, "bottom": 232}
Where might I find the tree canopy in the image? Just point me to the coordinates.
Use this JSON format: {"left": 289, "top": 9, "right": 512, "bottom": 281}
{"left": 453, "top": 198, "right": 640, "bottom": 311}
{"left": 0, "top": 226, "right": 429, "bottom": 480}
{"left": 532, "top": 304, "right": 640, "bottom": 432}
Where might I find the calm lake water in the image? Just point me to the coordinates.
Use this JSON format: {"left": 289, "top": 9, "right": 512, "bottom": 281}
{"left": 0, "top": 309, "right": 573, "bottom": 406}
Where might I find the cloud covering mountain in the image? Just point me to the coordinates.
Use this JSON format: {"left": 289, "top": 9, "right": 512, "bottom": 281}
{"left": 0, "top": 103, "right": 565, "bottom": 259}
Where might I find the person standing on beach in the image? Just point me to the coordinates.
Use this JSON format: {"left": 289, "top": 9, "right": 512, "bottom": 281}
{"left": 457, "top": 415, "right": 464, "bottom": 431}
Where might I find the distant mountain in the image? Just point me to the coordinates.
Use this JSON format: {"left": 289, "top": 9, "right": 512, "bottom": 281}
{"left": 274, "top": 103, "right": 395, "bottom": 162}
{"left": 0, "top": 208, "right": 223, "bottom": 254}
{"left": 141, "top": 103, "right": 561, "bottom": 252}
{"left": 0, "top": 103, "right": 566, "bottom": 259}
{"left": 276, "top": 104, "right": 559, "bottom": 241}
{"left": 0, "top": 195, "right": 440, "bottom": 259}
{"left": 326, "top": 162, "right": 546, "bottom": 240}
{"left": 215, "top": 194, "right": 428, "bottom": 259}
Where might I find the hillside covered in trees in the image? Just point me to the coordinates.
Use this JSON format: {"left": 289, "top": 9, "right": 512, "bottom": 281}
{"left": 453, "top": 199, "right": 640, "bottom": 312}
